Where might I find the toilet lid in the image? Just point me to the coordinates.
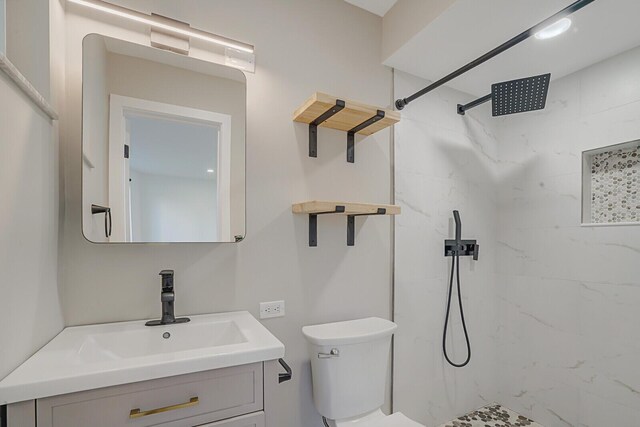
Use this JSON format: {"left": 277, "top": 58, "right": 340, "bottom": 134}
{"left": 364, "top": 413, "right": 423, "bottom": 427}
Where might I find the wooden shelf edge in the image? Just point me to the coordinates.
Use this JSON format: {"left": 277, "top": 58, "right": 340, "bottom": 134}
{"left": 292, "top": 92, "right": 400, "bottom": 136}
{"left": 292, "top": 201, "right": 401, "bottom": 216}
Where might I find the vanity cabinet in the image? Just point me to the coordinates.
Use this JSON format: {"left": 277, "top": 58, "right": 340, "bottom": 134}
{"left": 7, "top": 362, "right": 273, "bottom": 427}
{"left": 198, "top": 413, "right": 264, "bottom": 427}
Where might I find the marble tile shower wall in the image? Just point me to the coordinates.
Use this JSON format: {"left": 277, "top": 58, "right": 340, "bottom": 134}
{"left": 494, "top": 46, "right": 640, "bottom": 426}
{"left": 394, "top": 46, "right": 640, "bottom": 427}
{"left": 394, "top": 71, "right": 501, "bottom": 426}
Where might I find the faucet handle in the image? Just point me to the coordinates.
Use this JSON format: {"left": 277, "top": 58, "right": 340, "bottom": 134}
{"left": 159, "top": 270, "right": 174, "bottom": 291}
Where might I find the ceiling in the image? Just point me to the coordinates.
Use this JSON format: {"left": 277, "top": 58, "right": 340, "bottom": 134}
{"left": 344, "top": 0, "right": 397, "bottom": 17}
{"left": 383, "top": 0, "right": 640, "bottom": 96}
{"left": 128, "top": 114, "right": 218, "bottom": 181}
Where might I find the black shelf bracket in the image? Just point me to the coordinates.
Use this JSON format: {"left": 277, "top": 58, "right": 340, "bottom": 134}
{"left": 346, "top": 110, "right": 385, "bottom": 163}
{"left": 308, "top": 205, "right": 346, "bottom": 247}
{"left": 347, "top": 208, "right": 386, "bottom": 246}
{"left": 309, "top": 99, "right": 345, "bottom": 158}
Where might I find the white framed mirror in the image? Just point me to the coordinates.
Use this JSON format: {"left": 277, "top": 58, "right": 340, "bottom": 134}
{"left": 82, "top": 34, "right": 246, "bottom": 243}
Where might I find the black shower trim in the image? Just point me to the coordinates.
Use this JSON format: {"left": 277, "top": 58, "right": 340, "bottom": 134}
{"left": 394, "top": 0, "right": 596, "bottom": 110}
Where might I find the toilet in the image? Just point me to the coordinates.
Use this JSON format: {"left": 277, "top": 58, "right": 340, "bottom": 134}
{"left": 302, "top": 317, "right": 423, "bottom": 427}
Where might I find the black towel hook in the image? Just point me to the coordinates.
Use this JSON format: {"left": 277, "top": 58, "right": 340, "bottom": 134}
{"left": 91, "top": 204, "right": 112, "bottom": 238}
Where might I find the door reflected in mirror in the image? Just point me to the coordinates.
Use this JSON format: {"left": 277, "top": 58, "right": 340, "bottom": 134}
{"left": 82, "top": 34, "right": 246, "bottom": 243}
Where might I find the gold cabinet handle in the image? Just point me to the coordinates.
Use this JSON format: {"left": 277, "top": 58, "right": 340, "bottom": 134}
{"left": 129, "top": 397, "right": 199, "bottom": 419}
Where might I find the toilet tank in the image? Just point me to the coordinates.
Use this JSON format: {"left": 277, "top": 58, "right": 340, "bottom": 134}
{"left": 302, "top": 318, "right": 397, "bottom": 420}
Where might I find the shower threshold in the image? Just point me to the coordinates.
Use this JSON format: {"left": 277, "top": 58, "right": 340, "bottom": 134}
{"left": 438, "top": 403, "right": 543, "bottom": 427}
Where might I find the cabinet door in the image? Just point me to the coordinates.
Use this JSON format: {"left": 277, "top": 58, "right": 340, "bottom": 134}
{"left": 195, "top": 412, "right": 264, "bottom": 427}
{"left": 37, "top": 363, "right": 263, "bottom": 427}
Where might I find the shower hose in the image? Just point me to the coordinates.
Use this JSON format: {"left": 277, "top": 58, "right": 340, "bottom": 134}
{"left": 442, "top": 252, "right": 471, "bottom": 367}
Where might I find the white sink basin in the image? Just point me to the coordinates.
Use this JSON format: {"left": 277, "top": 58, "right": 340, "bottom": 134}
{"left": 0, "top": 311, "right": 284, "bottom": 404}
{"left": 78, "top": 319, "right": 247, "bottom": 362}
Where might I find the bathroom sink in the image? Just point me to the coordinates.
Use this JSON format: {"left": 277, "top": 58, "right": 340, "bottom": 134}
{"left": 78, "top": 319, "right": 247, "bottom": 362}
{"left": 0, "top": 311, "right": 284, "bottom": 404}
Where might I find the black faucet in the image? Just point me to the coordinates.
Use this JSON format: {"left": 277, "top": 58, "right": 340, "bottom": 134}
{"left": 145, "top": 270, "right": 190, "bottom": 326}
{"left": 444, "top": 210, "right": 479, "bottom": 260}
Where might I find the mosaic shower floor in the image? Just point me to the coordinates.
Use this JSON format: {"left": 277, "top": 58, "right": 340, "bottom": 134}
{"left": 437, "top": 404, "right": 543, "bottom": 427}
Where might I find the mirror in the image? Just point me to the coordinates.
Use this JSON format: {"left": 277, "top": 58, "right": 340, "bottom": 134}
{"left": 82, "top": 34, "right": 246, "bottom": 243}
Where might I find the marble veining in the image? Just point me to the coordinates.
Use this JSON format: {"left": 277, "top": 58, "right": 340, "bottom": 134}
{"left": 393, "top": 70, "right": 501, "bottom": 427}
{"left": 396, "top": 46, "right": 640, "bottom": 427}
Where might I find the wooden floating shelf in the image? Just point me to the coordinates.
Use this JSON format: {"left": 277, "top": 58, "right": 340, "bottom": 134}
{"left": 292, "top": 201, "right": 401, "bottom": 216}
{"left": 293, "top": 93, "right": 400, "bottom": 163}
{"left": 293, "top": 93, "right": 400, "bottom": 136}
{"left": 292, "top": 201, "right": 401, "bottom": 247}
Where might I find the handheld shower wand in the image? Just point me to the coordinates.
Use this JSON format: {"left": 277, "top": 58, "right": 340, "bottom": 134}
{"left": 443, "top": 210, "right": 479, "bottom": 367}
{"left": 453, "top": 210, "right": 462, "bottom": 245}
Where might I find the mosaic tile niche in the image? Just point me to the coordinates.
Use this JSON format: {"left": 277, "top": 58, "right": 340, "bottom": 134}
{"left": 583, "top": 141, "right": 640, "bottom": 224}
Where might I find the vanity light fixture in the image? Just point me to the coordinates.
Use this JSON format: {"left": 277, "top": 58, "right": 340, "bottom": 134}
{"left": 535, "top": 17, "right": 572, "bottom": 40}
{"left": 207, "top": 169, "right": 215, "bottom": 173}
{"left": 67, "top": 0, "right": 254, "bottom": 54}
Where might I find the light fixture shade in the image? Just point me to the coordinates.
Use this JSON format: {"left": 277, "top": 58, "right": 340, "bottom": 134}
{"left": 535, "top": 17, "right": 572, "bottom": 40}
{"left": 68, "top": 0, "right": 254, "bottom": 54}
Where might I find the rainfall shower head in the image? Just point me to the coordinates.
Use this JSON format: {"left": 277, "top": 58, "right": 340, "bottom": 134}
{"left": 457, "top": 73, "right": 551, "bottom": 116}
{"left": 491, "top": 73, "right": 551, "bottom": 116}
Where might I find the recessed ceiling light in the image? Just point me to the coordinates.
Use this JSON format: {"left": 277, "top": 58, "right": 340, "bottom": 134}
{"left": 207, "top": 169, "right": 215, "bottom": 173}
{"left": 535, "top": 18, "right": 572, "bottom": 40}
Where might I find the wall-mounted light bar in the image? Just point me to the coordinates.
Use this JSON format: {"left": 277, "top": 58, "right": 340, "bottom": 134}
{"left": 68, "top": 0, "right": 254, "bottom": 54}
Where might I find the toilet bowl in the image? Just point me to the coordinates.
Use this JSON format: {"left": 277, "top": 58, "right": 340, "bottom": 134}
{"left": 302, "top": 317, "right": 423, "bottom": 427}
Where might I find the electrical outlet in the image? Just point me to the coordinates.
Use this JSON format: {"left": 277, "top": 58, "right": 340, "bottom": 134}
{"left": 260, "top": 300, "right": 285, "bottom": 319}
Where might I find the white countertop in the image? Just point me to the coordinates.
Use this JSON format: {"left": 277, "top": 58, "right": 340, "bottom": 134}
{"left": 0, "top": 311, "right": 285, "bottom": 404}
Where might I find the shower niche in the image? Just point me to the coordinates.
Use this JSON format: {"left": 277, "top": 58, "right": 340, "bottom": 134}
{"left": 582, "top": 140, "right": 640, "bottom": 225}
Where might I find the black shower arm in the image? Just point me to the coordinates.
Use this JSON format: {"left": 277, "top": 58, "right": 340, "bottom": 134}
{"left": 394, "top": 0, "right": 596, "bottom": 110}
{"left": 457, "top": 94, "right": 491, "bottom": 115}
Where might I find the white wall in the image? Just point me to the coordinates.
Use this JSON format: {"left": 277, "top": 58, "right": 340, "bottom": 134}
{"left": 495, "top": 46, "right": 640, "bottom": 427}
{"left": 395, "top": 47, "right": 640, "bottom": 426}
{"left": 60, "top": 1, "right": 393, "bottom": 426}
{"left": 393, "top": 71, "right": 500, "bottom": 426}
{"left": 0, "top": 0, "right": 5, "bottom": 54}
{"left": 5, "top": 0, "right": 50, "bottom": 100}
{"left": 382, "top": 0, "right": 455, "bottom": 62}
{"left": 131, "top": 170, "right": 217, "bottom": 242}
{"left": 0, "top": 0, "right": 64, "bottom": 381}
{"left": 81, "top": 35, "right": 109, "bottom": 243}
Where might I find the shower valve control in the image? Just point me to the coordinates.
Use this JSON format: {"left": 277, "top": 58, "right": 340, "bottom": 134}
{"left": 444, "top": 210, "right": 479, "bottom": 261}
{"left": 444, "top": 240, "right": 479, "bottom": 260}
